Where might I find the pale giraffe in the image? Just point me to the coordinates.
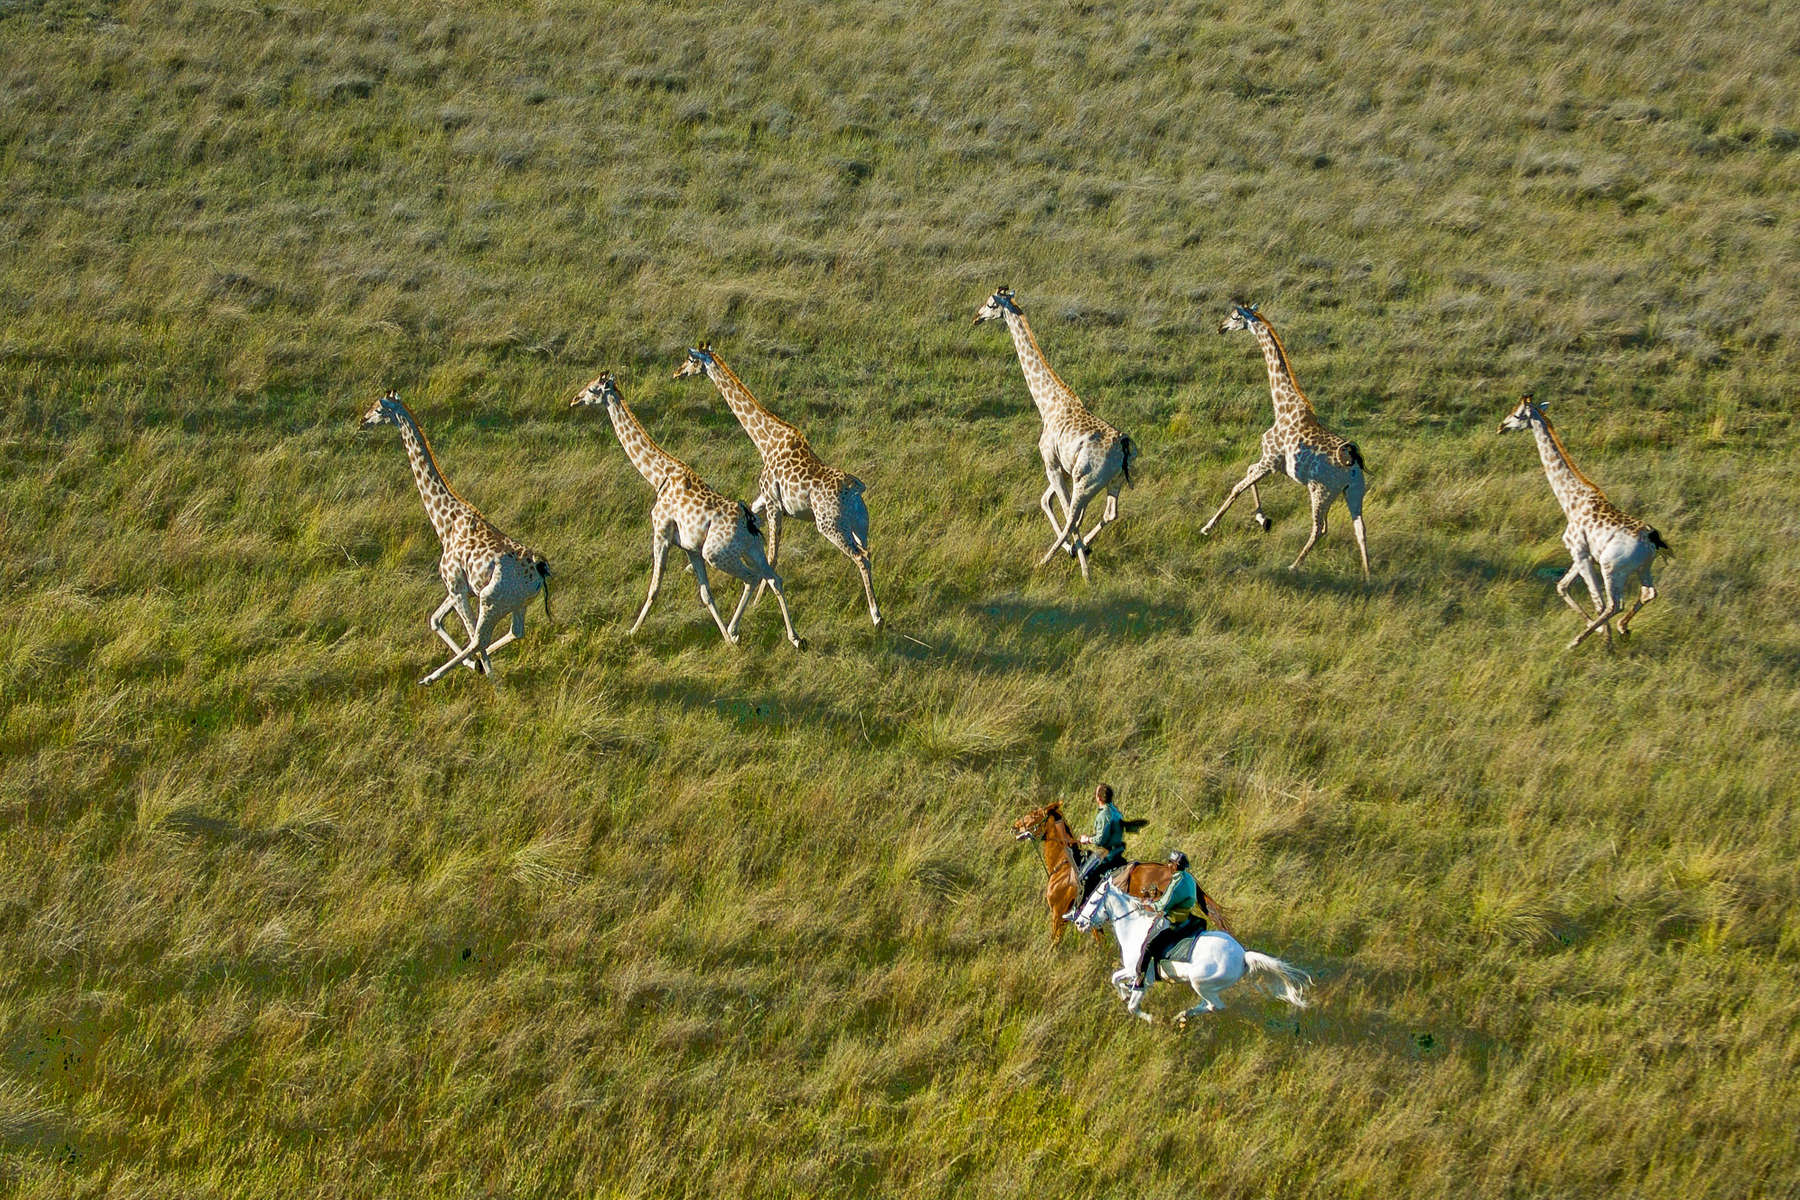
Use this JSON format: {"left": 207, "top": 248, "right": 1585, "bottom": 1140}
{"left": 971, "top": 286, "right": 1135, "bottom": 579}
{"left": 1204, "top": 304, "right": 1371, "bottom": 580}
{"left": 1498, "top": 394, "right": 1670, "bottom": 649}
{"left": 570, "top": 373, "right": 804, "bottom": 650}
{"left": 359, "top": 389, "right": 550, "bottom": 685}
{"left": 672, "top": 344, "right": 882, "bottom": 626}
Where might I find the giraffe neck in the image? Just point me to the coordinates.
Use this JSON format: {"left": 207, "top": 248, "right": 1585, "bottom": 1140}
{"left": 388, "top": 402, "right": 470, "bottom": 545}
{"left": 705, "top": 357, "right": 795, "bottom": 460}
{"left": 1002, "top": 310, "right": 1079, "bottom": 422}
{"left": 1251, "top": 322, "right": 1316, "bottom": 423}
{"left": 604, "top": 397, "right": 684, "bottom": 488}
{"left": 1528, "top": 412, "right": 1604, "bottom": 518}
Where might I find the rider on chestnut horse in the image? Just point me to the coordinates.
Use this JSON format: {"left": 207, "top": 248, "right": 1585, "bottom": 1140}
{"left": 1064, "top": 783, "right": 1130, "bottom": 918}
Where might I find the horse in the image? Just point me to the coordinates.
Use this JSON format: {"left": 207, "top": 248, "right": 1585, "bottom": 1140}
{"left": 1073, "top": 877, "right": 1310, "bottom": 1026}
{"left": 1009, "top": 801, "right": 1182, "bottom": 943}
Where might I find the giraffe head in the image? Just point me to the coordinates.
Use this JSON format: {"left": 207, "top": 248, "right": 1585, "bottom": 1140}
{"left": 672, "top": 343, "right": 716, "bottom": 381}
{"left": 359, "top": 388, "right": 405, "bottom": 429}
{"left": 1498, "top": 394, "right": 1548, "bottom": 434}
{"left": 569, "top": 372, "right": 621, "bottom": 410}
{"left": 1218, "top": 303, "right": 1264, "bottom": 335}
{"left": 972, "top": 285, "right": 1021, "bottom": 326}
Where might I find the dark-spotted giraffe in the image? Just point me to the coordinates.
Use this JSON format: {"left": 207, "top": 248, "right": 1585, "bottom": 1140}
{"left": 359, "top": 389, "right": 550, "bottom": 685}
{"left": 1205, "top": 304, "right": 1371, "bottom": 580}
{"left": 1498, "top": 394, "right": 1669, "bottom": 649}
{"left": 673, "top": 344, "right": 881, "bottom": 626}
{"left": 972, "top": 286, "right": 1134, "bottom": 580}
{"left": 570, "top": 373, "right": 803, "bottom": 650}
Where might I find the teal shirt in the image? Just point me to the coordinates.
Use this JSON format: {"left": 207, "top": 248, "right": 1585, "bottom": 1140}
{"left": 1156, "top": 870, "right": 1199, "bottom": 920}
{"left": 1091, "top": 804, "right": 1125, "bottom": 855}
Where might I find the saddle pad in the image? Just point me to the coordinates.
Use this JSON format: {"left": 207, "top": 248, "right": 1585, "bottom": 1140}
{"left": 1154, "top": 933, "right": 1203, "bottom": 978}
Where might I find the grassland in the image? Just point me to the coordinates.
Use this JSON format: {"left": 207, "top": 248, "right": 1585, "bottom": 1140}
{"left": 2, "top": 0, "right": 1798, "bottom": 1195}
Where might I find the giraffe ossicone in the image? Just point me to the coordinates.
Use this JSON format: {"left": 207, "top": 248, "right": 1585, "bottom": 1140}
{"left": 972, "top": 285, "right": 1134, "bottom": 580}
{"left": 1204, "top": 304, "right": 1371, "bottom": 581}
{"left": 673, "top": 344, "right": 882, "bottom": 627}
{"left": 359, "top": 389, "right": 550, "bottom": 685}
{"left": 571, "top": 372, "right": 805, "bottom": 650}
{"left": 1498, "top": 393, "right": 1669, "bottom": 650}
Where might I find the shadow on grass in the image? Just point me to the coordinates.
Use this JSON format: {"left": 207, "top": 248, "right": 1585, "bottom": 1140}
{"left": 976, "top": 591, "right": 1200, "bottom": 644}
{"left": 153, "top": 807, "right": 337, "bottom": 849}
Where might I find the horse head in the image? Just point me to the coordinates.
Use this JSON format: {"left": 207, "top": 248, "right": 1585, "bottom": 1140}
{"left": 1009, "top": 800, "right": 1064, "bottom": 842}
{"left": 1072, "top": 878, "right": 1131, "bottom": 933}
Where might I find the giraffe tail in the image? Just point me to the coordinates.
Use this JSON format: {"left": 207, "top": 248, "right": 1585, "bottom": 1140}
{"left": 740, "top": 501, "right": 761, "bottom": 538}
{"left": 534, "top": 558, "right": 553, "bottom": 621}
{"left": 1344, "top": 442, "right": 1368, "bottom": 474}
{"left": 844, "top": 473, "right": 866, "bottom": 496}
{"left": 1647, "top": 527, "right": 1672, "bottom": 557}
{"left": 1119, "top": 435, "right": 1135, "bottom": 485}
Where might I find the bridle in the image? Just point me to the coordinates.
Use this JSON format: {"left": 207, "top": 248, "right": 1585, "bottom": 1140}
{"left": 1012, "top": 809, "right": 1083, "bottom": 879}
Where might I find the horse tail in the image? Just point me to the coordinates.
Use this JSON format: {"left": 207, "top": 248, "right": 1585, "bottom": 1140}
{"left": 1647, "top": 526, "right": 1672, "bottom": 558}
{"left": 1241, "top": 950, "right": 1310, "bottom": 1009}
{"left": 1121, "top": 818, "right": 1148, "bottom": 833}
{"left": 1119, "top": 434, "right": 1135, "bottom": 486}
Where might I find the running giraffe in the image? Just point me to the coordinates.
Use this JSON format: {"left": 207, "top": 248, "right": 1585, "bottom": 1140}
{"left": 972, "top": 286, "right": 1134, "bottom": 579}
{"left": 359, "top": 389, "right": 550, "bottom": 685}
{"left": 673, "top": 344, "right": 881, "bottom": 626}
{"left": 1205, "top": 304, "right": 1371, "bottom": 580}
{"left": 1498, "top": 394, "right": 1670, "bottom": 649}
{"left": 570, "top": 373, "right": 804, "bottom": 650}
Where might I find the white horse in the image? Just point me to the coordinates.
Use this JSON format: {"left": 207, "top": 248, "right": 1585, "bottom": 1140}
{"left": 1073, "top": 878, "right": 1311, "bottom": 1026}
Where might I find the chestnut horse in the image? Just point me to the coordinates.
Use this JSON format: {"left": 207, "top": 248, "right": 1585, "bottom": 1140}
{"left": 1010, "top": 800, "right": 1190, "bottom": 943}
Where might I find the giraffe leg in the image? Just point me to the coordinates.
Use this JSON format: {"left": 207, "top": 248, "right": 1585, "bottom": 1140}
{"left": 1618, "top": 583, "right": 1656, "bottom": 638}
{"left": 1555, "top": 563, "right": 1596, "bottom": 620}
{"left": 1289, "top": 482, "right": 1331, "bottom": 572}
{"left": 1570, "top": 598, "right": 1622, "bottom": 650}
{"left": 1079, "top": 491, "right": 1122, "bottom": 552}
{"left": 428, "top": 592, "right": 481, "bottom": 671}
{"left": 481, "top": 610, "right": 526, "bottom": 660}
{"left": 1041, "top": 482, "right": 1099, "bottom": 575}
{"left": 629, "top": 534, "right": 672, "bottom": 636}
{"left": 421, "top": 603, "right": 500, "bottom": 685}
{"left": 687, "top": 551, "right": 737, "bottom": 645}
{"left": 833, "top": 488, "right": 881, "bottom": 626}
{"left": 1248, "top": 483, "right": 1271, "bottom": 532}
{"left": 1201, "top": 461, "right": 1276, "bottom": 537}
{"left": 1570, "top": 565, "right": 1623, "bottom": 650}
{"left": 747, "top": 505, "right": 784, "bottom": 613}
{"left": 1346, "top": 475, "right": 1371, "bottom": 581}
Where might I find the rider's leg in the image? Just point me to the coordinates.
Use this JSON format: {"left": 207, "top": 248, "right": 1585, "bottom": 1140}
{"left": 1063, "top": 852, "right": 1121, "bottom": 918}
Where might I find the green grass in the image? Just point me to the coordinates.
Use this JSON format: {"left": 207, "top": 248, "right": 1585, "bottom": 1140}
{"left": 3, "top": 0, "right": 1799, "bottom": 1195}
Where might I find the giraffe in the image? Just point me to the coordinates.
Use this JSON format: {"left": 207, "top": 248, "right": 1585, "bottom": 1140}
{"left": 971, "top": 286, "right": 1135, "bottom": 579}
{"left": 1204, "top": 304, "right": 1371, "bottom": 580}
{"left": 672, "top": 344, "right": 881, "bottom": 626}
{"left": 358, "top": 389, "right": 550, "bottom": 685}
{"left": 1498, "top": 394, "right": 1670, "bottom": 649}
{"left": 570, "top": 373, "right": 805, "bottom": 650}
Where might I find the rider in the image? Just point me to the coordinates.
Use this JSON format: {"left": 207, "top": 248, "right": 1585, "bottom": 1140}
{"left": 1132, "top": 850, "right": 1206, "bottom": 991}
{"left": 1063, "top": 783, "right": 1128, "bottom": 919}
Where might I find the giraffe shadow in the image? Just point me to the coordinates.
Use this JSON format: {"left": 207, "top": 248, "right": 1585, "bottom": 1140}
{"left": 976, "top": 592, "right": 1200, "bottom": 646}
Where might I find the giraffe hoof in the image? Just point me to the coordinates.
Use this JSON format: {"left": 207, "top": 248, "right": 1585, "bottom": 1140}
{"left": 794, "top": 637, "right": 809, "bottom": 652}
{"left": 1255, "top": 514, "right": 1272, "bottom": 532}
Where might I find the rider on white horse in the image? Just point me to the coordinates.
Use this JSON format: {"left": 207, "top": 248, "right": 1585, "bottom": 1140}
{"left": 1074, "top": 870, "right": 1310, "bottom": 1025}
{"left": 1133, "top": 850, "right": 1203, "bottom": 988}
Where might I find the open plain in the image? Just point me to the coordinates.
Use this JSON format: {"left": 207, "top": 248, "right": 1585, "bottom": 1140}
{"left": 2, "top": 1, "right": 1798, "bottom": 1195}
